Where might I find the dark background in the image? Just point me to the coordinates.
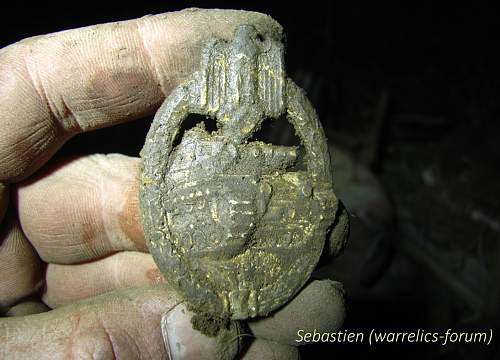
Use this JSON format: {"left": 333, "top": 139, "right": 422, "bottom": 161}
{"left": 2, "top": 3, "right": 499, "bottom": 359}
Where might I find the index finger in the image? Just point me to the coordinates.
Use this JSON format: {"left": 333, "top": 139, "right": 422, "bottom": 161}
{"left": 0, "top": 9, "right": 282, "bottom": 182}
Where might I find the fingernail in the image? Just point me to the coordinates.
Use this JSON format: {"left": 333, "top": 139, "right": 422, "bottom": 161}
{"left": 161, "top": 303, "right": 218, "bottom": 360}
{"left": 161, "top": 304, "right": 186, "bottom": 360}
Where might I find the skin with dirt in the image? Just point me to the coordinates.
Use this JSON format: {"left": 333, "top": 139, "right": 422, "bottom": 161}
{"left": 139, "top": 24, "right": 347, "bottom": 340}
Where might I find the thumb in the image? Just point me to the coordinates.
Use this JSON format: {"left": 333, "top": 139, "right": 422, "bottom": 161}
{"left": 0, "top": 285, "right": 233, "bottom": 359}
{"left": 162, "top": 304, "right": 240, "bottom": 360}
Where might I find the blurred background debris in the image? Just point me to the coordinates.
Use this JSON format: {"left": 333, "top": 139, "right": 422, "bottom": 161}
{"left": 2, "top": 3, "right": 499, "bottom": 359}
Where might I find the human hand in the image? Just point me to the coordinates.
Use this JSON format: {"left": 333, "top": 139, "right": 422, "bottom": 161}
{"left": 0, "top": 9, "right": 345, "bottom": 359}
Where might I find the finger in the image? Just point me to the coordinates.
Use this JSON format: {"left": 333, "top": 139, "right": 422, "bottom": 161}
{"left": 16, "top": 154, "right": 146, "bottom": 264}
{"left": 242, "top": 339, "right": 299, "bottom": 360}
{"left": 0, "top": 210, "right": 43, "bottom": 313}
{"left": 162, "top": 303, "right": 239, "bottom": 360}
{"left": 5, "top": 300, "right": 50, "bottom": 317}
{"left": 0, "top": 9, "right": 282, "bottom": 182}
{"left": 43, "top": 252, "right": 165, "bottom": 308}
{"left": 0, "top": 286, "right": 179, "bottom": 359}
{"left": 248, "top": 279, "right": 346, "bottom": 346}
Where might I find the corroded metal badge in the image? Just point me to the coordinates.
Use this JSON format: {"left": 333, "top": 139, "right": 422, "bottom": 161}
{"left": 140, "top": 25, "right": 345, "bottom": 320}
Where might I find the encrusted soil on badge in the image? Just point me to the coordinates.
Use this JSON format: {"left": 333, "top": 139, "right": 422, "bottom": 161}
{"left": 191, "top": 312, "right": 230, "bottom": 337}
{"left": 191, "top": 313, "right": 243, "bottom": 360}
